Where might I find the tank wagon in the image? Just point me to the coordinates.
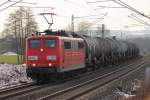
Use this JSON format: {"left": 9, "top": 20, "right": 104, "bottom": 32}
{"left": 26, "top": 30, "right": 139, "bottom": 82}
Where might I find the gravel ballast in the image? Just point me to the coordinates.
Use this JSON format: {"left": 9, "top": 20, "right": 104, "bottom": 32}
{"left": 77, "top": 59, "right": 149, "bottom": 100}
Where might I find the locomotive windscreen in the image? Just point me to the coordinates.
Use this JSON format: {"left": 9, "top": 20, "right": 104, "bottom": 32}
{"left": 45, "top": 39, "right": 56, "bottom": 48}
{"left": 29, "top": 39, "right": 40, "bottom": 48}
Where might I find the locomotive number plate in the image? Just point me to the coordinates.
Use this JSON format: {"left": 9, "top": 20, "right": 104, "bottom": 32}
{"left": 47, "top": 56, "right": 57, "bottom": 60}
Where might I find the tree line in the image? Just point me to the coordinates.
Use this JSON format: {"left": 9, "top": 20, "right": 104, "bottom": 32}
{"left": 1, "top": 7, "right": 38, "bottom": 38}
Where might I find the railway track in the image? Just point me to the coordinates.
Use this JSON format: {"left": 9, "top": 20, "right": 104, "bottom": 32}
{"left": 0, "top": 81, "right": 45, "bottom": 100}
{"left": 0, "top": 56, "right": 146, "bottom": 100}
{"left": 38, "top": 56, "right": 148, "bottom": 100}
{"left": 0, "top": 82, "right": 35, "bottom": 94}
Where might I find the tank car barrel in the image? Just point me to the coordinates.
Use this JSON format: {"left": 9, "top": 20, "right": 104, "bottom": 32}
{"left": 80, "top": 34, "right": 139, "bottom": 67}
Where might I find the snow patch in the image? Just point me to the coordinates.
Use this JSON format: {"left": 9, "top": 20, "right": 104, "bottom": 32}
{"left": 2, "top": 52, "right": 17, "bottom": 55}
{"left": 0, "top": 64, "right": 32, "bottom": 89}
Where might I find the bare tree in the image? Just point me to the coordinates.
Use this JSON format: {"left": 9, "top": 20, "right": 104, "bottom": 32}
{"left": 77, "top": 20, "right": 90, "bottom": 35}
{"left": 1, "top": 7, "right": 38, "bottom": 38}
{"left": 1, "top": 7, "right": 38, "bottom": 64}
{"left": 64, "top": 24, "right": 72, "bottom": 33}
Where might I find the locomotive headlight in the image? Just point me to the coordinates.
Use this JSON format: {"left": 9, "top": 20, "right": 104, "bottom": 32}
{"left": 32, "top": 63, "right": 36, "bottom": 67}
{"left": 47, "top": 56, "right": 57, "bottom": 60}
{"left": 49, "top": 63, "right": 52, "bottom": 66}
{"left": 40, "top": 48, "right": 44, "bottom": 52}
{"left": 28, "top": 56, "right": 38, "bottom": 60}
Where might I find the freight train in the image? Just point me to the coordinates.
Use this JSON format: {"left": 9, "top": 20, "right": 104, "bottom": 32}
{"left": 26, "top": 30, "right": 139, "bottom": 82}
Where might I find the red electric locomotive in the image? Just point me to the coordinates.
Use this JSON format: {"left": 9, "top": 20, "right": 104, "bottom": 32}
{"left": 26, "top": 35, "right": 85, "bottom": 81}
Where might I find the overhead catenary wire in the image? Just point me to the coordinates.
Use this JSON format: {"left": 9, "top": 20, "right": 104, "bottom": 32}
{"left": 98, "top": 5, "right": 125, "bottom": 8}
{"left": 104, "top": 24, "right": 145, "bottom": 29}
{"left": 131, "top": 14, "right": 150, "bottom": 26}
{"left": 112, "top": 0, "right": 150, "bottom": 20}
{"left": 53, "top": 12, "right": 105, "bottom": 20}
{"left": 11, "top": 6, "right": 54, "bottom": 9}
{"left": 86, "top": 0, "right": 150, "bottom": 30}
{"left": 84, "top": 0, "right": 102, "bottom": 13}
{"left": 128, "top": 16, "right": 150, "bottom": 27}
{"left": 79, "top": 18, "right": 104, "bottom": 31}
{"left": 87, "top": 0, "right": 150, "bottom": 20}
{"left": 65, "top": 0, "right": 99, "bottom": 14}
{"left": 65, "top": 0, "right": 89, "bottom": 9}
{"left": 0, "top": 0, "right": 23, "bottom": 12}
{"left": 128, "top": 15, "right": 150, "bottom": 27}
{"left": 81, "top": 13, "right": 107, "bottom": 31}
{"left": 87, "top": 0, "right": 112, "bottom": 4}
{"left": 74, "top": 13, "right": 106, "bottom": 18}
{"left": 0, "top": 0, "right": 10, "bottom": 7}
{"left": 9, "top": 0, "right": 37, "bottom": 5}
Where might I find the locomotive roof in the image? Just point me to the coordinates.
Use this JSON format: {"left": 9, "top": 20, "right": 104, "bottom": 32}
{"left": 27, "top": 35, "right": 83, "bottom": 41}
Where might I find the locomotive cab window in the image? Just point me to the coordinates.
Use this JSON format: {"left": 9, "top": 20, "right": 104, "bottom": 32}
{"left": 29, "top": 39, "right": 40, "bottom": 48}
{"left": 78, "top": 42, "right": 84, "bottom": 48}
{"left": 45, "top": 39, "right": 56, "bottom": 48}
{"left": 64, "top": 41, "right": 71, "bottom": 49}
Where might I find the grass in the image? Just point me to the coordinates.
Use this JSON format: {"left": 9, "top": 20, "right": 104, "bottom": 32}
{"left": 0, "top": 55, "right": 18, "bottom": 64}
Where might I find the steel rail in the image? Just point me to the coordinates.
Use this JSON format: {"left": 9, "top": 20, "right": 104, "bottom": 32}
{"left": 38, "top": 57, "right": 147, "bottom": 100}
{"left": 0, "top": 82, "right": 35, "bottom": 94}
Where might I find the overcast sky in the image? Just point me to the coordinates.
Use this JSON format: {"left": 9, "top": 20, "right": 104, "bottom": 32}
{"left": 0, "top": 0, "right": 150, "bottom": 34}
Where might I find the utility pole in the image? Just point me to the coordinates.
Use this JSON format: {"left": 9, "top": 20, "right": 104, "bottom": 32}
{"left": 102, "top": 24, "right": 105, "bottom": 38}
{"left": 121, "top": 32, "right": 123, "bottom": 39}
{"left": 71, "top": 15, "right": 74, "bottom": 33}
{"left": 20, "top": 7, "right": 23, "bottom": 64}
{"left": 18, "top": 6, "right": 24, "bottom": 64}
{"left": 26, "top": 10, "right": 29, "bottom": 37}
{"left": 18, "top": 14, "right": 21, "bottom": 64}
{"left": 14, "top": 20, "right": 19, "bottom": 64}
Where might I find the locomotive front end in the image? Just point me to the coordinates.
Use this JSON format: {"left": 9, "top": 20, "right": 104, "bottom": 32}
{"left": 26, "top": 36, "right": 60, "bottom": 81}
